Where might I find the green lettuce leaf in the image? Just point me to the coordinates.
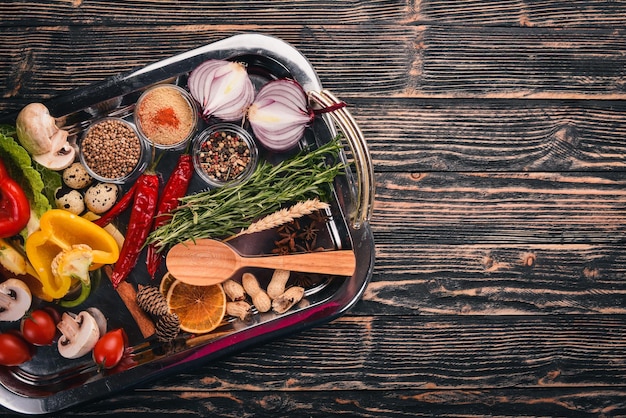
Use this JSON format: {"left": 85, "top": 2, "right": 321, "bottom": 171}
{"left": 0, "top": 125, "right": 16, "bottom": 138}
{"left": 0, "top": 125, "right": 60, "bottom": 219}
{"left": 34, "top": 161, "right": 62, "bottom": 206}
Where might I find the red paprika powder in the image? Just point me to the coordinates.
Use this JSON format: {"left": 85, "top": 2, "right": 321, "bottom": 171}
{"left": 135, "top": 85, "right": 196, "bottom": 148}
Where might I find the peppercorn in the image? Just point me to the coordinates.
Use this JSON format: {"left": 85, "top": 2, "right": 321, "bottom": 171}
{"left": 198, "top": 130, "right": 251, "bottom": 182}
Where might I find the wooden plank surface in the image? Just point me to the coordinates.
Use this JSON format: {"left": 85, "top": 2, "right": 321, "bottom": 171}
{"left": 2, "top": 25, "right": 626, "bottom": 109}
{"left": 353, "top": 99, "right": 626, "bottom": 172}
{"left": 2, "top": 1, "right": 626, "bottom": 27}
{"left": 55, "top": 388, "right": 626, "bottom": 417}
{"left": 1, "top": 0, "right": 625, "bottom": 416}
{"left": 373, "top": 171, "right": 626, "bottom": 243}
{"left": 33, "top": 316, "right": 626, "bottom": 416}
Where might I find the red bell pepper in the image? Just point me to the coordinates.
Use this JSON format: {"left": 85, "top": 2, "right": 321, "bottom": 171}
{"left": 0, "top": 159, "right": 30, "bottom": 238}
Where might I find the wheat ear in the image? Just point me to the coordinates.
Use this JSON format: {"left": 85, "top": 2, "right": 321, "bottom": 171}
{"left": 233, "top": 199, "right": 329, "bottom": 238}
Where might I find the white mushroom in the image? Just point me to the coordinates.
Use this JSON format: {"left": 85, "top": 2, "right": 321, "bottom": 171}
{"left": 86, "top": 307, "right": 107, "bottom": 336}
{"left": 16, "top": 103, "right": 75, "bottom": 171}
{"left": 56, "top": 311, "right": 100, "bottom": 359}
{"left": 0, "top": 279, "right": 32, "bottom": 322}
{"left": 15, "top": 103, "right": 57, "bottom": 155}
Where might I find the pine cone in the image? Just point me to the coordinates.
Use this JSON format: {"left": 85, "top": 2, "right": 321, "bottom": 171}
{"left": 136, "top": 285, "right": 169, "bottom": 316}
{"left": 155, "top": 313, "right": 181, "bottom": 342}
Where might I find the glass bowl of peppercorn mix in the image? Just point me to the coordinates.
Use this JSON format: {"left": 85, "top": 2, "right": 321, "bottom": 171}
{"left": 79, "top": 117, "right": 151, "bottom": 184}
{"left": 192, "top": 123, "right": 259, "bottom": 188}
{"left": 134, "top": 84, "right": 198, "bottom": 151}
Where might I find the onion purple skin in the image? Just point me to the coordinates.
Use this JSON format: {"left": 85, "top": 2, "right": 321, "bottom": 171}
{"left": 248, "top": 78, "right": 314, "bottom": 152}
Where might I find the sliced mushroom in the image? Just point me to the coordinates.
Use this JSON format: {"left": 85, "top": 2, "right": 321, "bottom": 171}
{"left": 32, "top": 132, "right": 76, "bottom": 171}
{"left": 16, "top": 103, "right": 75, "bottom": 171}
{"left": 0, "top": 279, "right": 32, "bottom": 322}
{"left": 56, "top": 311, "right": 100, "bottom": 359}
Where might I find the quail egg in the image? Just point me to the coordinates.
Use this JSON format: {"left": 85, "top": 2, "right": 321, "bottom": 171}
{"left": 84, "top": 183, "right": 119, "bottom": 214}
{"left": 55, "top": 187, "right": 85, "bottom": 215}
{"left": 62, "top": 162, "right": 93, "bottom": 189}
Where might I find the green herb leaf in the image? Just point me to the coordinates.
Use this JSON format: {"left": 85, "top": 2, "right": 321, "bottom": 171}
{"left": 148, "top": 138, "right": 345, "bottom": 249}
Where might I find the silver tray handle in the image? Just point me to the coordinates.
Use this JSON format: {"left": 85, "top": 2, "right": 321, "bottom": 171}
{"left": 308, "top": 90, "right": 375, "bottom": 229}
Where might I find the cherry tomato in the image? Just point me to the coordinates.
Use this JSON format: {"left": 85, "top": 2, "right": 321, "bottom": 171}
{"left": 93, "top": 329, "right": 127, "bottom": 370}
{"left": 42, "top": 306, "right": 61, "bottom": 326}
{"left": 20, "top": 309, "right": 57, "bottom": 346}
{"left": 0, "top": 332, "right": 32, "bottom": 366}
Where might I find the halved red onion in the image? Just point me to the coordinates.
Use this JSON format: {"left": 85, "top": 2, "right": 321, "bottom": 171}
{"left": 188, "top": 60, "right": 255, "bottom": 121}
{"left": 247, "top": 78, "right": 314, "bottom": 152}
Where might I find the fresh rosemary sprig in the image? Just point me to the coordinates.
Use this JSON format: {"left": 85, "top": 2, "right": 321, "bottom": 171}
{"left": 147, "top": 138, "right": 344, "bottom": 249}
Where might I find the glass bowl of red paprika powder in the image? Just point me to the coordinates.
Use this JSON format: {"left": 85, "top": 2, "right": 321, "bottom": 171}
{"left": 134, "top": 84, "right": 199, "bottom": 151}
{"left": 192, "top": 123, "right": 259, "bottom": 188}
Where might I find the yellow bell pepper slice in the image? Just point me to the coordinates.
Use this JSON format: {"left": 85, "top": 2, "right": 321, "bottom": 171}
{"left": 25, "top": 209, "right": 120, "bottom": 300}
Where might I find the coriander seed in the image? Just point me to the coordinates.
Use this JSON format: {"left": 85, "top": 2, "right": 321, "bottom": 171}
{"left": 80, "top": 118, "right": 144, "bottom": 183}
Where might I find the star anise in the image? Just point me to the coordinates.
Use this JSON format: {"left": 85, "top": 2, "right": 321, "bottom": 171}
{"left": 296, "top": 235, "right": 325, "bottom": 253}
{"left": 298, "top": 223, "right": 319, "bottom": 242}
{"left": 272, "top": 245, "right": 292, "bottom": 255}
{"left": 308, "top": 210, "right": 327, "bottom": 225}
{"left": 277, "top": 219, "right": 300, "bottom": 236}
{"left": 275, "top": 231, "right": 297, "bottom": 252}
{"left": 291, "top": 272, "right": 327, "bottom": 288}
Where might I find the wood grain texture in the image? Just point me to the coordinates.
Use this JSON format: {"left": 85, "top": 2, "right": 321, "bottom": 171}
{"left": 2, "top": 24, "right": 625, "bottom": 113}
{"left": 153, "top": 315, "right": 626, "bottom": 390}
{"left": 373, "top": 171, "right": 626, "bottom": 244}
{"left": 16, "top": 315, "right": 620, "bottom": 417}
{"left": 351, "top": 98, "right": 626, "bottom": 172}
{"left": 33, "top": 389, "right": 626, "bottom": 417}
{"left": 1, "top": 0, "right": 626, "bottom": 416}
{"left": 417, "top": 0, "right": 626, "bottom": 27}
{"left": 8, "top": 388, "right": 626, "bottom": 417}
{"left": 419, "top": 26, "right": 626, "bottom": 99}
{"left": 0, "top": 1, "right": 407, "bottom": 26}
{"left": 367, "top": 242, "right": 626, "bottom": 315}
{"left": 1, "top": 1, "right": 625, "bottom": 27}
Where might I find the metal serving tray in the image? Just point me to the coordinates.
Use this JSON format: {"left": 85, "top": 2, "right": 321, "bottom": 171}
{"left": 0, "top": 34, "right": 375, "bottom": 414}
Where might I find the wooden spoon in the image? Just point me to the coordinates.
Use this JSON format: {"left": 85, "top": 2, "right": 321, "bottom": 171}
{"left": 165, "top": 239, "right": 356, "bottom": 286}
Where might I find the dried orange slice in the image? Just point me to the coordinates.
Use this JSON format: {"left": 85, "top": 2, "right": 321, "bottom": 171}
{"left": 159, "top": 272, "right": 176, "bottom": 297}
{"left": 165, "top": 280, "right": 226, "bottom": 334}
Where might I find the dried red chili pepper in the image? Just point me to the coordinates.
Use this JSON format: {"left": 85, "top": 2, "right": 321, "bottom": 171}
{"left": 0, "top": 159, "right": 30, "bottom": 238}
{"left": 93, "top": 183, "right": 138, "bottom": 228}
{"left": 145, "top": 154, "right": 193, "bottom": 278}
{"left": 109, "top": 173, "right": 159, "bottom": 288}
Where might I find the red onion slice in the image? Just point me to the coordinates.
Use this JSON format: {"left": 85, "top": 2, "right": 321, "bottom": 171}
{"left": 188, "top": 60, "right": 225, "bottom": 109}
{"left": 248, "top": 79, "right": 314, "bottom": 151}
{"left": 188, "top": 60, "right": 255, "bottom": 121}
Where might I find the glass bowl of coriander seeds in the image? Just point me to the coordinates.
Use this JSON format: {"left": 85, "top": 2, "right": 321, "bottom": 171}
{"left": 192, "top": 123, "right": 259, "bottom": 188}
{"left": 79, "top": 117, "right": 151, "bottom": 184}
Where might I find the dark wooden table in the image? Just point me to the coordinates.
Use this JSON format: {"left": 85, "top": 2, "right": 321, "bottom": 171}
{"left": 2, "top": 1, "right": 626, "bottom": 416}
